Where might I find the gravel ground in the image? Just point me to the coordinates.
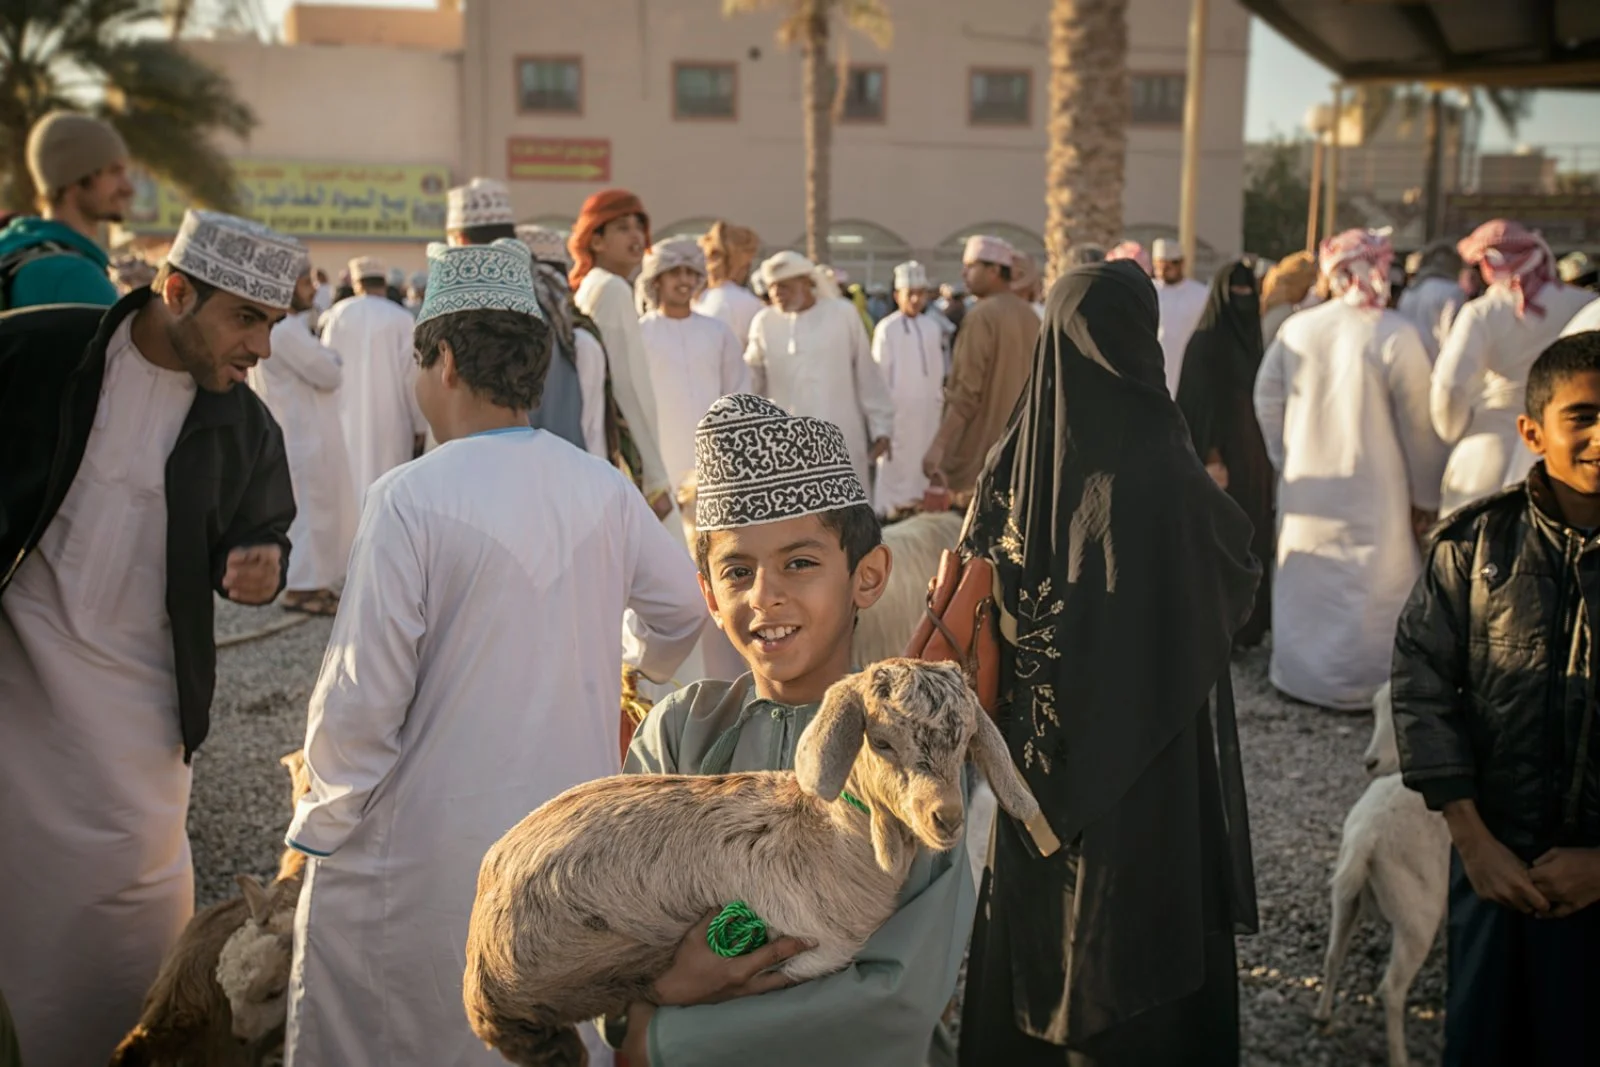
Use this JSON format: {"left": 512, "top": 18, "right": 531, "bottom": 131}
{"left": 192, "top": 605, "right": 1443, "bottom": 1065}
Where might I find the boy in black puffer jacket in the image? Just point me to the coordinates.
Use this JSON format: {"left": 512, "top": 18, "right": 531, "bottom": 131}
{"left": 1393, "top": 331, "right": 1600, "bottom": 1067}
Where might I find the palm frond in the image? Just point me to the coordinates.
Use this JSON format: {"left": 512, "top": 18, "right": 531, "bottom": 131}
{"left": 1480, "top": 87, "right": 1531, "bottom": 139}
{"left": 95, "top": 39, "right": 254, "bottom": 135}
{"left": 0, "top": 0, "right": 252, "bottom": 208}
{"left": 841, "top": 0, "right": 890, "bottom": 49}
{"left": 113, "top": 105, "right": 241, "bottom": 210}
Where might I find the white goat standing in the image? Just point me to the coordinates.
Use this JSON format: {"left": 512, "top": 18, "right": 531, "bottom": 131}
{"left": 464, "top": 659, "right": 1057, "bottom": 1067}
{"left": 1315, "top": 682, "right": 1450, "bottom": 1067}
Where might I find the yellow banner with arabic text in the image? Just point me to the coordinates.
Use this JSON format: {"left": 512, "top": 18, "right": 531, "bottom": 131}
{"left": 124, "top": 160, "right": 451, "bottom": 241}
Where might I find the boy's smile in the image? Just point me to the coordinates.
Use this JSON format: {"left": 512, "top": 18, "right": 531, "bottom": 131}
{"left": 1519, "top": 369, "right": 1600, "bottom": 527}
{"left": 699, "top": 514, "right": 890, "bottom": 705}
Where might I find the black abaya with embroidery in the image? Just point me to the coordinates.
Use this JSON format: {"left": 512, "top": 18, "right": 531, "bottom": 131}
{"left": 958, "top": 261, "right": 1261, "bottom": 1067}
{"left": 1176, "top": 261, "right": 1276, "bottom": 648}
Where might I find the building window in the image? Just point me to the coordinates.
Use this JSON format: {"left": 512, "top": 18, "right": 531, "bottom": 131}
{"left": 1130, "top": 73, "right": 1185, "bottom": 126}
{"left": 969, "top": 68, "right": 1031, "bottom": 126}
{"left": 516, "top": 57, "right": 582, "bottom": 114}
{"left": 841, "top": 65, "right": 886, "bottom": 123}
{"left": 674, "top": 62, "right": 738, "bottom": 120}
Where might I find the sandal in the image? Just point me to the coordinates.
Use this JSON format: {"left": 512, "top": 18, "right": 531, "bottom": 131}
{"left": 281, "top": 589, "right": 339, "bottom": 616}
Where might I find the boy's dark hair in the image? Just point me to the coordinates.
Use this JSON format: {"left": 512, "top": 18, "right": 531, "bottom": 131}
{"left": 456, "top": 223, "right": 518, "bottom": 245}
{"left": 1525, "top": 332, "right": 1600, "bottom": 419}
{"left": 149, "top": 263, "right": 219, "bottom": 308}
{"left": 694, "top": 503, "right": 883, "bottom": 578}
{"left": 413, "top": 309, "right": 552, "bottom": 411}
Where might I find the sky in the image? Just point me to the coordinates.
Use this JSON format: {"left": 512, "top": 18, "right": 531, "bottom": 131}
{"left": 257, "top": 0, "right": 1594, "bottom": 153}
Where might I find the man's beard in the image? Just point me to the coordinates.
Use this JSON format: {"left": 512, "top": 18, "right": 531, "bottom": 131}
{"left": 167, "top": 312, "right": 231, "bottom": 393}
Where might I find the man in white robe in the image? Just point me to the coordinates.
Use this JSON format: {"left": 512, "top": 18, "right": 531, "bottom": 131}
{"left": 872, "top": 260, "right": 947, "bottom": 514}
{"left": 694, "top": 220, "right": 766, "bottom": 346}
{"left": 1432, "top": 220, "right": 1598, "bottom": 514}
{"left": 1561, "top": 295, "right": 1600, "bottom": 338}
{"left": 1396, "top": 240, "right": 1465, "bottom": 362}
{"left": 320, "top": 256, "right": 424, "bottom": 507}
{"left": 0, "top": 210, "right": 299, "bottom": 1066}
{"left": 570, "top": 188, "right": 676, "bottom": 524}
{"left": 285, "top": 240, "right": 705, "bottom": 1067}
{"left": 1254, "top": 228, "right": 1447, "bottom": 711}
{"left": 250, "top": 260, "right": 358, "bottom": 612}
{"left": 636, "top": 237, "right": 749, "bottom": 681}
{"left": 637, "top": 237, "right": 748, "bottom": 496}
{"left": 745, "top": 250, "right": 894, "bottom": 491}
{"left": 1153, "top": 237, "right": 1211, "bottom": 397}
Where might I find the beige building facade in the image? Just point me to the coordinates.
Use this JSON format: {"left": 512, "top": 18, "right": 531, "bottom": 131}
{"left": 175, "top": 0, "right": 1250, "bottom": 285}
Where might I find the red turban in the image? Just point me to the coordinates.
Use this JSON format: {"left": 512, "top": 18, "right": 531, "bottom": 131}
{"left": 1457, "top": 219, "right": 1554, "bottom": 317}
{"left": 567, "top": 189, "right": 651, "bottom": 291}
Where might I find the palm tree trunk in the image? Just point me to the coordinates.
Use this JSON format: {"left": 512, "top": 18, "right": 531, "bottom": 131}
{"left": 800, "top": 1, "right": 830, "bottom": 264}
{"left": 1422, "top": 90, "right": 1443, "bottom": 241}
{"left": 1045, "top": 0, "right": 1128, "bottom": 284}
{"left": 5, "top": 123, "right": 34, "bottom": 213}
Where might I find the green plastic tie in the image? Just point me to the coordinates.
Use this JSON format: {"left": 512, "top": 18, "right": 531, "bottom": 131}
{"left": 707, "top": 900, "right": 769, "bottom": 958}
{"left": 840, "top": 790, "right": 869, "bottom": 814}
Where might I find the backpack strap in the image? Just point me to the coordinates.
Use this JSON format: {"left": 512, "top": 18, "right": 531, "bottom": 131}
{"left": 0, "top": 240, "right": 79, "bottom": 310}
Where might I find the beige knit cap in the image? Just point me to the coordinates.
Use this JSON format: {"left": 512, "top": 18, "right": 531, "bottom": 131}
{"left": 27, "top": 111, "right": 129, "bottom": 195}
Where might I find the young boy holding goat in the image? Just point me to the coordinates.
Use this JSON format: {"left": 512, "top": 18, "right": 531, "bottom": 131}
{"left": 1393, "top": 332, "right": 1600, "bottom": 1067}
{"left": 610, "top": 393, "right": 978, "bottom": 1066}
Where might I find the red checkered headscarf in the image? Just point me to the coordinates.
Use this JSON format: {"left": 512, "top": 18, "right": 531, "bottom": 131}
{"left": 1457, "top": 219, "right": 1554, "bottom": 318}
{"left": 1319, "top": 228, "right": 1394, "bottom": 310}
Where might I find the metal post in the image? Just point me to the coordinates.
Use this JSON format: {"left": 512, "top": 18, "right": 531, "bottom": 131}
{"left": 1422, "top": 89, "right": 1444, "bottom": 241}
{"left": 1324, "top": 82, "right": 1343, "bottom": 237}
{"left": 1306, "top": 137, "right": 1324, "bottom": 253}
{"left": 1177, "top": 0, "right": 1209, "bottom": 267}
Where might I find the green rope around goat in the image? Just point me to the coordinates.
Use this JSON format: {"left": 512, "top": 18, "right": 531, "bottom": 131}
{"left": 707, "top": 901, "right": 769, "bottom": 958}
{"left": 705, "top": 795, "right": 868, "bottom": 958}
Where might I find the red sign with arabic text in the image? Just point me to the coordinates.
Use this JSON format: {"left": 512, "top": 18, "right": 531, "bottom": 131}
{"left": 507, "top": 137, "right": 612, "bottom": 183}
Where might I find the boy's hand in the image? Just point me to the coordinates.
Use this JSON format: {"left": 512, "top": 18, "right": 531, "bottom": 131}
{"left": 221, "top": 545, "right": 282, "bottom": 605}
{"left": 649, "top": 913, "right": 812, "bottom": 1007}
{"left": 1529, "top": 848, "right": 1600, "bottom": 917}
{"left": 1456, "top": 831, "right": 1551, "bottom": 915}
{"left": 620, "top": 1001, "right": 655, "bottom": 1066}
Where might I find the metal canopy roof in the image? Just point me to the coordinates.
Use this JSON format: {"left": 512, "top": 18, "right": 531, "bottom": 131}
{"left": 1240, "top": 0, "right": 1600, "bottom": 88}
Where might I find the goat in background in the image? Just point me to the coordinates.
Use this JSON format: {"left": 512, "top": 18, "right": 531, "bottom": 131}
{"left": 1314, "top": 682, "right": 1449, "bottom": 1067}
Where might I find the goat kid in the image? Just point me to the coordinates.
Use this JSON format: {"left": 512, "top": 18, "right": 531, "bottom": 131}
{"left": 464, "top": 659, "right": 1056, "bottom": 1067}
{"left": 110, "top": 750, "right": 310, "bottom": 1067}
{"left": 1315, "top": 682, "right": 1449, "bottom": 1067}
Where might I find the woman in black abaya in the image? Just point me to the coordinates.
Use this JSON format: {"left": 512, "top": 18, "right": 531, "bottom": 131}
{"left": 1176, "top": 260, "right": 1276, "bottom": 647}
{"left": 958, "top": 261, "right": 1261, "bottom": 1067}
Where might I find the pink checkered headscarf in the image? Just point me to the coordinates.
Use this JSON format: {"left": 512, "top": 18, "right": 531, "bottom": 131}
{"left": 1457, "top": 219, "right": 1554, "bottom": 318}
{"left": 1106, "top": 240, "right": 1152, "bottom": 275}
{"left": 1319, "top": 228, "right": 1394, "bottom": 310}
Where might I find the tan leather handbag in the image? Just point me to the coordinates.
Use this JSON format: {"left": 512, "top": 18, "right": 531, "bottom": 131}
{"left": 902, "top": 548, "right": 1001, "bottom": 716}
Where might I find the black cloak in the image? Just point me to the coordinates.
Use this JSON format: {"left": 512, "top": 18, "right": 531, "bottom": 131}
{"left": 958, "top": 261, "right": 1260, "bottom": 1061}
{"left": 1175, "top": 260, "right": 1275, "bottom": 647}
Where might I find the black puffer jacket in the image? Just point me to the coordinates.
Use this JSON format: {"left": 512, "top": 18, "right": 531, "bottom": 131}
{"left": 1393, "top": 465, "right": 1600, "bottom": 854}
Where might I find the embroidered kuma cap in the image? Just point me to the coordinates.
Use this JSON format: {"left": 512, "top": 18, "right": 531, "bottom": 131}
{"left": 165, "top": 210, "right": 305, "bottom": 311}
{"left": 961, "top": 234, "right": 1014, "bottom": 268}
{"left": 415, "top": 238, "right": 546, "bottom": 327}
{"left": 446, "top": 177, "right": 515, "bottom": 231}
{"left": 693, "top": 394, "right": 868, "bottom": 532}
{"left": 893, "top": 260, "right": 929, "bottom": 291}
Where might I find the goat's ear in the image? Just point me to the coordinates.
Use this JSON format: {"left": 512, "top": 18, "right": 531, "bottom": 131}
{"left": 795, "top": 675, "right": 867, "bottom": 800}
{"left": 237, "top": 874, "right": 272, "bottom": 923}
{"left": 281, "top": 748, "right": 312, "bottom": 803}
{"left": 968, "top": 702, "right": 1061, "bottom": 856}
{"left": 870, "top": 806, "right": 907, "bottom": 873}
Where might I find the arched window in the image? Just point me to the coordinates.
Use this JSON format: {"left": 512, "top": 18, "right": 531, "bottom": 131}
{"left": 785, "top": 220, "right": 912, "bottom": 289}
{"left": 932, "top": 222, "right": 1047, "bottom": 289}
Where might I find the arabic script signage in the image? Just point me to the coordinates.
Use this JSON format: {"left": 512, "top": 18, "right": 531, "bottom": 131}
{"left": 124, "top": 161, "right": 452, "bottom": 240}
{"left": 507, "top": 137, "right": 611, "bottom": 182}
